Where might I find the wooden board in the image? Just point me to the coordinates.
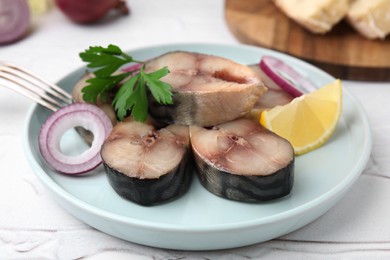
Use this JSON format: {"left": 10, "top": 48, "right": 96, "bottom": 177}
{"left": 225, "top": 0, "right": 390, "bottom": 81}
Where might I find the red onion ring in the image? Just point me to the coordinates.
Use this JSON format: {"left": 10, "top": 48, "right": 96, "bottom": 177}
{"left": 38, "top": 103, "right": 113, "bottom": 174}
{"left": 259, "top": 56, "right": 317, "bottom": 97}
{"left": 0, "top": 0, "right": 31, "bottom": 45}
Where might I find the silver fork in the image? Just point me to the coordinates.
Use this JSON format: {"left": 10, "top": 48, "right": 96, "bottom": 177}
{"left": 0, "top": 62, "right": 73, "bottom": 111}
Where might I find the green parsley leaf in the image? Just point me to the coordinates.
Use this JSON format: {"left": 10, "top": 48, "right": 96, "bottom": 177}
{"left": 79, "top": 44, "right": 136, "bottom": 77}
{"left": 142, "top": 66, "right": 173, "bottom": 104}
{"left": 131, "top": 77, "right": 148, "bottom": 122}
{"left": 113, "top": 74, "right": 139, "bottom": 121}
{"left": 79, "top": 44, "right": 173, "bottom": 122}
{"left": 81, "top": 73, "right": 129, "bottom": 104}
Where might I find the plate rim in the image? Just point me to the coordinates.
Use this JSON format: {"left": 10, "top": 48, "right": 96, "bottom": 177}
{"left": 23, "top": 42, "right": 373, "bottom": 234}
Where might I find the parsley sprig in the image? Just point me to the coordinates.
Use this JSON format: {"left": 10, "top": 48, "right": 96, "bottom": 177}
{"left": 79, "top": 44, "right": 173, "bottom": 121}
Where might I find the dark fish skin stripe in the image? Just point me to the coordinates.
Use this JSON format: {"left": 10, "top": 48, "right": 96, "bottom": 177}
{"left": 148, "top": 91, "right": 199, "bottom": 126}
{"left": 174, "top": 92, "right": 198, "bottom": 125}
{"left": 194, "top": 153, "right": 294, "bottom": 202}
{"left": 147, "top": 91, "right": 179, "bottom": 125}
{"left": 104, "top": 150, "right": 193, "bottom": 206}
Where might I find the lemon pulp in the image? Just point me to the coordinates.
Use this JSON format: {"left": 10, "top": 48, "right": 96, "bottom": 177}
{"left": 260, "top": 80, "right": 342, "bottom": 155}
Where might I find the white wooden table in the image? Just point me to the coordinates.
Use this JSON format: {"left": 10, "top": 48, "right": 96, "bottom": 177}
{"left": 0, "top": 0, "right": 388, "bottom": 258}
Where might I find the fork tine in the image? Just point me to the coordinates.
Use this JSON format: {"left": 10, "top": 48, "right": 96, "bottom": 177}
{"left": 0, "top": 82, "right": 60, "bottom": 112}
{"left": 1, "top": 63, "right": 73, "bottom": 104}
{"left": 0, "top": 71, "right": 62, "bottom": 111}
{"left": 0, "top": 62, "right": 75, "bottom": 111}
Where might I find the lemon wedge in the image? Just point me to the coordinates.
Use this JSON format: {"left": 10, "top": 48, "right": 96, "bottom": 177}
{"left": 259, "top": 80, "right": 342, "bottom": 155}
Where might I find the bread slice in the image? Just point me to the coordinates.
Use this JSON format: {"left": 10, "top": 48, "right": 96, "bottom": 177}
{"left": 273, "top": 0, "right": 350, "bottom": 34}
{"left": 347, "top": 0, "right": 390, "bottom": 39}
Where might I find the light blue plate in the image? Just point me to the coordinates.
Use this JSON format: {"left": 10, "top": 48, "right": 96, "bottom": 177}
{"left": 23, "top": 43, "right": 372, "bottom": 250}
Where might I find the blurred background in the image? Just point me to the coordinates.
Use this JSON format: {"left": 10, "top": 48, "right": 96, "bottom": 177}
{"left": 1, "top": 0, "right": 236, "bottom": 81}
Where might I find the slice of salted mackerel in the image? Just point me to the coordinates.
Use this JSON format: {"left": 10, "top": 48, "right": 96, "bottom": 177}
{"left": 101, "top": 118, "right": 192, "bottom": 206}
{"left": 190, "top": 118, "right": 294, "bottom": 202}
{"left": 144, "top": 51, "right": 267, "bottom": 127}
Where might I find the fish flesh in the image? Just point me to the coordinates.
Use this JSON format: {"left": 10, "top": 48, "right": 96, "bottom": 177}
{"left": 144, "top": 51, "right": 267, "bottom": 127}
{"left": 190, "top": 118, "right": 294, "bottom": 202}
{"left": 247, "top": 64, "right": 294, "bottom": 120}
{"left": 101, "top": 118, "right": 192, "bottom": 206}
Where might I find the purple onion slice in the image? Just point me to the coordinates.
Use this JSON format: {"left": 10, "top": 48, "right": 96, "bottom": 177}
{"left": 38, "top": 103, "right": 112, "bottom": 174}
{"left": 259, "top": 56, "right": 317, "bottom": 97}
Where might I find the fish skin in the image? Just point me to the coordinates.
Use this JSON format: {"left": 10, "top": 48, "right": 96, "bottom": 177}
{"left": 194, "top": 155, "right": 294, "bottom": 202}
{"left": 104, "top": 149, "right": 192, "bottom": 206}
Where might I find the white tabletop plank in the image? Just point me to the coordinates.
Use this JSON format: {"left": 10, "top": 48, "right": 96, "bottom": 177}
{"left": 0, "top": 0, "right": 387, "bottom": 259}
